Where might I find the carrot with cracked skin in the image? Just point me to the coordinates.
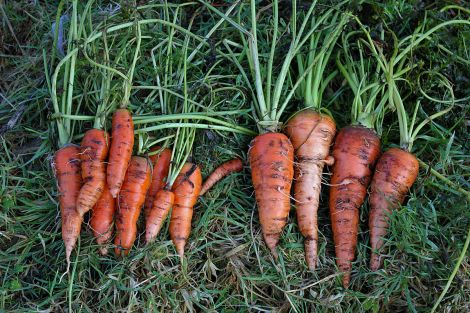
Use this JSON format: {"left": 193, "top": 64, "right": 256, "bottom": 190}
{"left": 54, "top": 145, "right": 82, "bottom": 270}
{"left": 285, "top": 111, "right": 336, "bottom": 270}
{"left": 200, "top": 158, "right": 243, "bottom": 196}
{"left": 107, "top": 109, "right": 134, "bottom": 198}
{"left": 144, "top": 147, "right": 172, "bottom": 217}
{"left": 77, "top": 129, "right": 109, "bottom": 217}
{"left": 114, "top": 156, "right": 151, "bottom": 257}
{"left": 169, "top": 163, "right": 202, "bottom": 258}
{"left": 145, "top": 189, "right": 174, "bottom": 243}
{"left": 249, "top": 133, "right": 294, "bottom": 258}
{"left": 329, "top": 125, "right": 381, "bottom": 288}
{"left": 369, "top": 148, "right": 418, "bottom": 270}
{"left": 90, "top": 183, "right": 115, "bottom": 255}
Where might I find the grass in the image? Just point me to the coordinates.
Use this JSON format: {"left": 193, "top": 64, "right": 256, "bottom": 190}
{"left": 1, "top": 0, "right": 469, "bottom": 312}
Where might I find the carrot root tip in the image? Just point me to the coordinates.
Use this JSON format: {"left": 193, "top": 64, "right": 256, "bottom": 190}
{"left": 304, "top": 240, "right": 318, "bottom": 271}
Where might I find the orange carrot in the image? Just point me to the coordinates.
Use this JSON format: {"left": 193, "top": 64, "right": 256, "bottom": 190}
{"left": 144, "top": 147, "right": 172, "bottom": 217}
{"left": 107, "top": 109, "right": 134, "bottom": 198}
{"left": 285, "top": 110, "right": 336, "bottom": 270}
{"left": 369, "top": 147, "right": 419, "bottom": 270}
{"left": 53, "top": 145, "right": 82, "bottom": 270}
{"left": 329, "top": 125, "right": 381, "bottom": 288}
{"left": 200, "top": 158, "right": 243, "bottom": 196}
{"left": 114, "top": 156, "right": 151, "bottom": 256}
{"left": 169, "top": 163, "right": 202, "bottom": 258}
{"left": 145, "top": 189, "right": 175, "bottom": 243}
{"left": 90, "top": 183, "right": 116, "bottom": 255}
{"left": 77, "top": 129, "right": 109, "bottom": 217}
{"left": 248, "top": 132, "right": 294, "bottom": 258}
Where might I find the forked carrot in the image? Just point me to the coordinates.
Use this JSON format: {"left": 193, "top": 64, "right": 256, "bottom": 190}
{"left": 200, "top": 158, "right": 243, "bottom": 196}
{"left": 144, "top": 147, "right": 172, "bottom": 217}
{"left": 145, "top": 189, "right": 174, "bottom": 243}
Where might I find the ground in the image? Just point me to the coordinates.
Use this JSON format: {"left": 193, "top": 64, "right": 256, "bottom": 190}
{"left": 0, "top": 1, "right": 469, "bottom": 312}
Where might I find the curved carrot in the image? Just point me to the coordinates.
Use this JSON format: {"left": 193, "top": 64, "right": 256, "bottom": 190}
{"left": 53, "top": 145, "right": 82, "bottom": 270}
{"left": 248, "top": 132, "right": 294, "bottom": 258}
{"left": 369, "top": 147, "right": 419, "bottom": 271}
{"left": 145, "top": 189, "right": 174, "bottom": 244}
{"left": 329, "top": 125, "right": 381, "bottom": 288}
{"left": 77, "top": 129, "right": 109, "bottom": 217}
{"left": 144, "top": 147, "right": 172, "bottom": 218}
{"left": 90, "top": 183, "right": 115, "bottom": 255}
{"left": 200, "top": 158, "right": 243, "bottom": 196}
{"left": 114, "top": 156, "right": 151, "bottom": 257}
{"left": 285, "top": 110, "right": 336, "bottom": 270}
{"left": 107, "top": 109, "right": 134, "bottom": 198}
{"left": 169, "top": 163, "right": 202, "bottom": 258}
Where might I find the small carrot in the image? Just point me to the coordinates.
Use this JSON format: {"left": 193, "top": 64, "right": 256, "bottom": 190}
{"left": 249, "top": 132, "right": 294, "bottom": 258}
{"left": 144, "top": 147, "right": 172, "bottom": 218}
{"left": 169, "top": 163, "right": 202, "bottom": 258}
{"left": 145, "top": 189, "right": 175, "bottom": 243}
{"left": 200, "top": 158, "right": 243, "bottom": 196}
{"left": 369, "top": 148, "right": 419, "bottom": 270}
{"left": 285, "top": 110, "right": 336, "bottom": 270}
{"left": 107, "top": 109, "right": 134, "bottom": 198}
{"left": 114, "top": 156, "right": 151, "bottom": 256}
{"left": 77, "top": 129, "right": 109, "bottom": 217}
{"left": 53, "top": 145, "right": 82, "bottom": 270}
{"left": 90, "top": 183, "right": 116, "bottom": 255}
{"left": 329, "top": 125, "right": 381, "bottom": 288}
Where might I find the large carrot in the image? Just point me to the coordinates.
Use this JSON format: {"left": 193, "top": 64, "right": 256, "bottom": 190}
{"left": 114, "top": 156, "right": 151, "bottom": 256}
{"left": 329, "top": 125, "right": 381, "bottom": 287}
{"left": 200, "top": 158, "right": 243, "bottom": 196}
{"left": 145, "top": 189, "right": 174, "bottom": 243}
{"left": 77, "top": 129, "right": 109, "bottom": 217}
{"left": 53, "top": 145, "right": 82, "bottom": 269}
{"left": 90, "top": 183, "right": 116, "bottom": 255}
{"left": 169, "top": 163, "right": 202, "bottom": 258}
{"left": 285, "top": 111, "right": 336, "bottom": 269}
{"left": 369, "top": 148, "right": 418, "bottom": 270}
{"left": 249, "top": 133, "right": 294, "bottom": 257}
{"left": 144, "top": 147, "right": 172, "bottom": 217}
{"left": 107, "top": 109, "right": 134, "bottom": 198}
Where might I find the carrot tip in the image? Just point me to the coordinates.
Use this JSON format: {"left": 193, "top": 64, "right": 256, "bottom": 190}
{"left": 370, "top": 254, "right": 381, "bottom": 271}
{"left": 98, "top": 247, "right": 108, "bottom": 256}
{"left": 342, "top": 273, "right": 351, "bottom": 289}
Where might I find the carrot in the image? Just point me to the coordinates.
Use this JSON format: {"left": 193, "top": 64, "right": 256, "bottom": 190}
{"left": 114, "top": 156, "right": 151, "bottom": 256}
{"left": 145, "top": 189, "right": 175, "bottom": 243}
{"left": 90, "top": 183, "right": 116, "bottom": 255}
{"left": 285, "top": 110, "right": 336, "bottom": 270}
{"left": 53, "top": 145, "right": 82, "bottom": 270}
{"left": 249, "top": 132, "right": 294, "bottom": 258}
{"left": 369, "top": 150, "right": 419, "bottom": 271}
{"left": 107, "top": 109, "right": 134, "bottom": 198}
{"left": 169, "top": 163, "right": 202, "bottom": 258}
{"left": 200, "top": 158, "right": 243, "bottom": 196}
{"left": 329, "top": 125, "right": 381, "bottom": 288}
{"left": 76, "top": 129, "right": 109, "bottom": 217}
{"left": 144, "top": 147, "right": 172, "bottom": 217}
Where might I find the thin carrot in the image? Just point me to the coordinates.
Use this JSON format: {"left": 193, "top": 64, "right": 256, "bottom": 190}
{"left": 249, "top": 133, "right": 294, "bottom": 258}
{"left": 107, "top": 109, "right": 134, "bottom": 198}
{"left": 90, "top": 183, "right": 116, "bottom": 255}
{"left": 145, "top": 189, "right": 174, "bottom": 244}
{"left": 329, "top": 125, "right": 381, "bottom": 288}
{"left": 144, "top": 147, "right": 172, "bottom": 217}
{"left": 369, "top": 148, "right": 418, "bottom": 270}
{"left": 114, "top": 156, "right": 151, "bottom": 256}
{"left": 200, "top": 158, "right": 243, "bottom": 196}
{"left": 53, "top": 145, "right": 82, "bottom": 270}
{"left": 77, "top": 129, "right": 109, "bottom": 217}
{"left": 169, "top": 163, "right": 202, "bottom": 258}
{"left": 285, "top": 110, "right": 336, "bottom": 270}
